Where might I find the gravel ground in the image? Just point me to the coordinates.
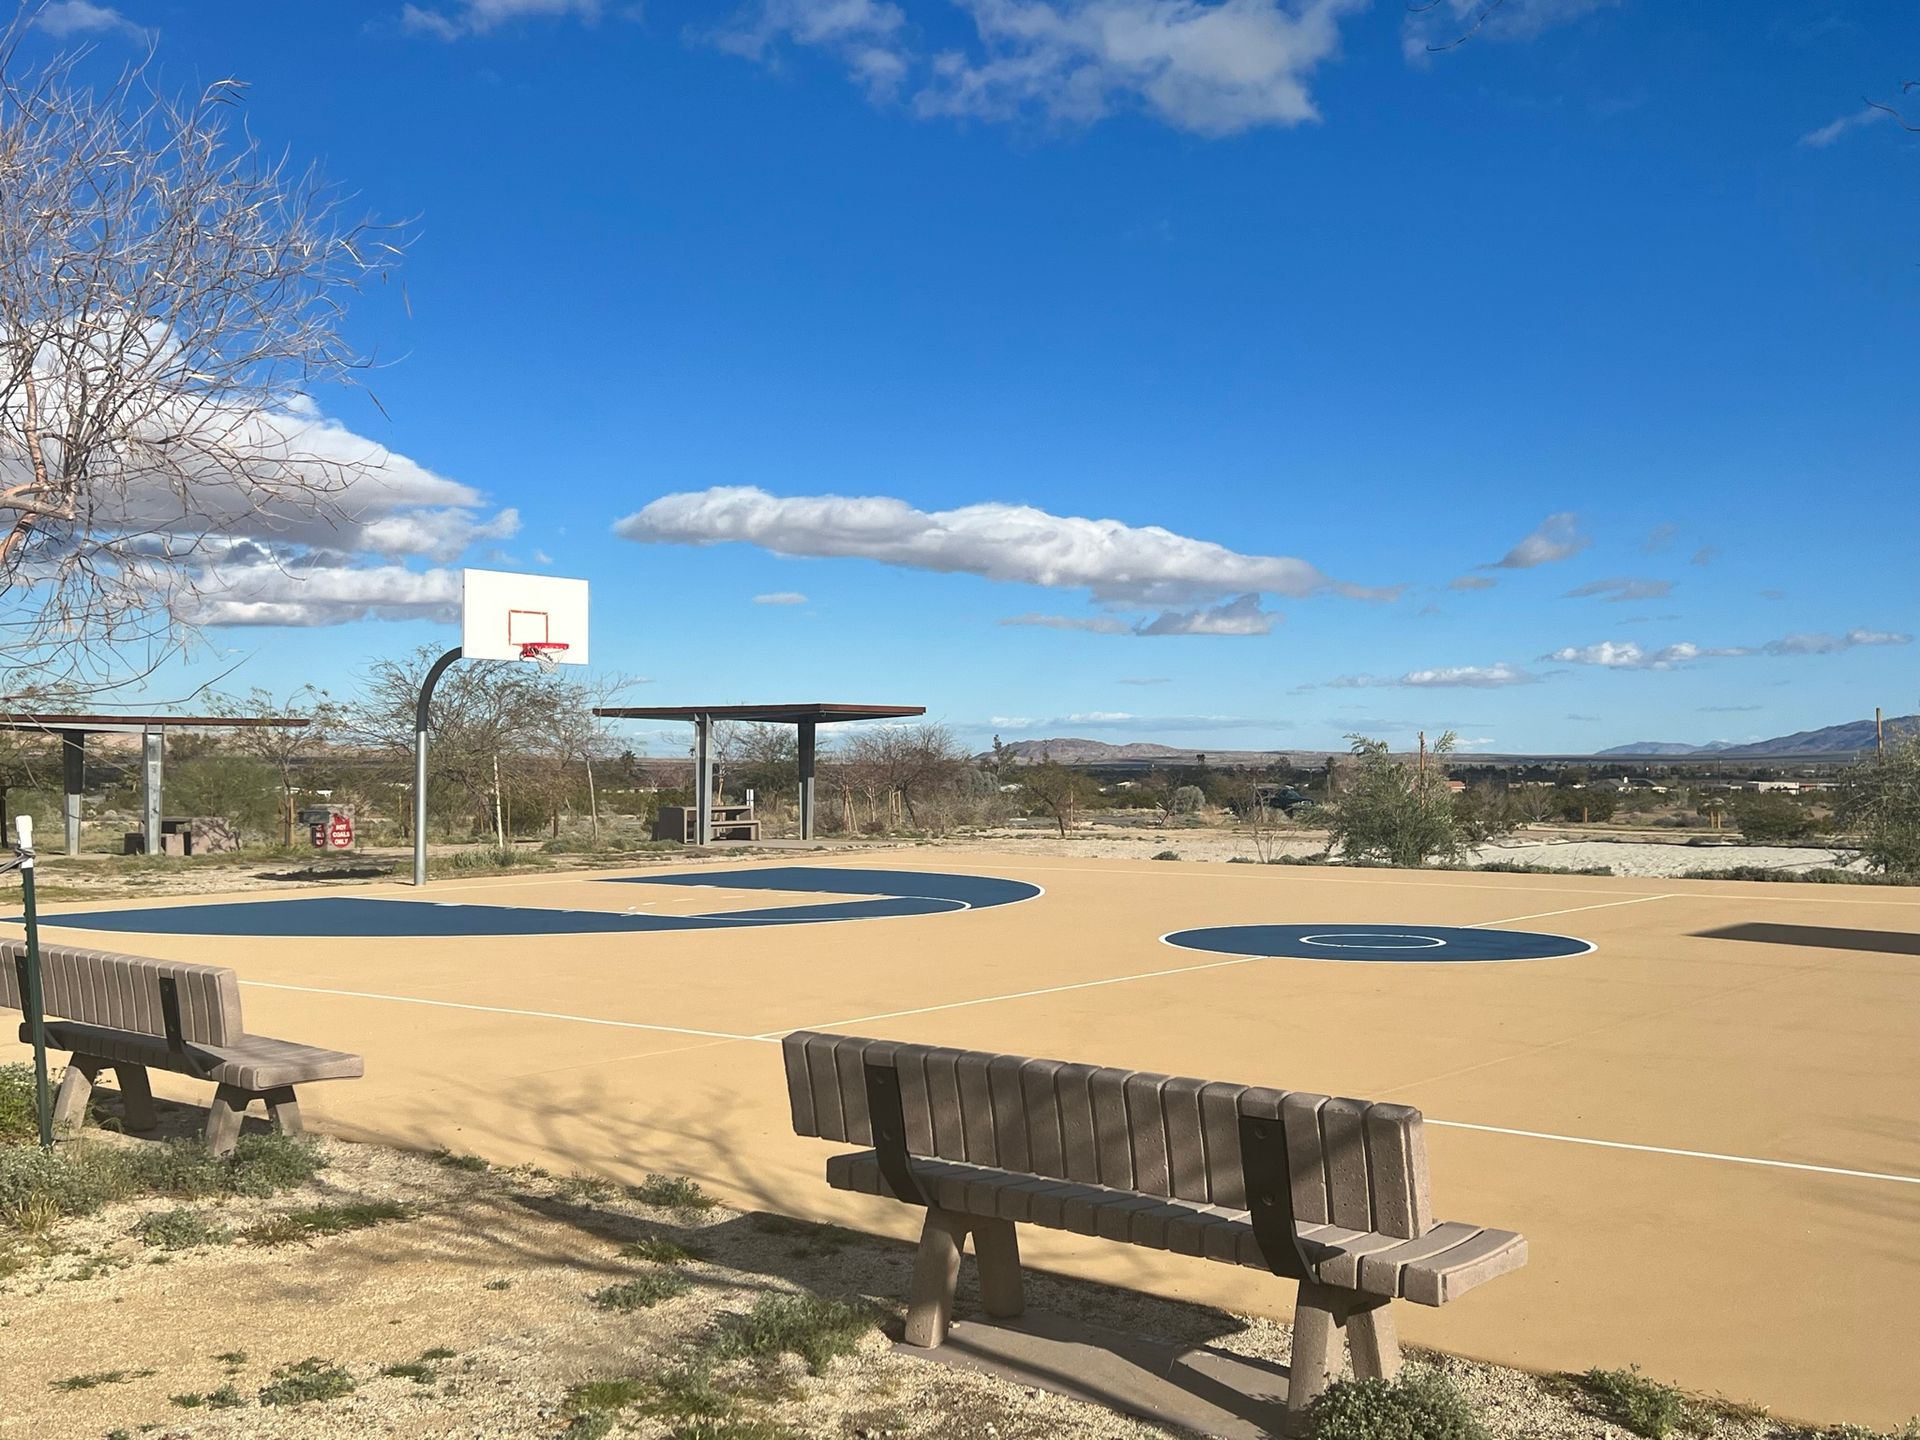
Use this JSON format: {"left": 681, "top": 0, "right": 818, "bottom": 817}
{"left": 0, "top": 1113, "right": 1892, "bottom": 1440}
{"left": 934, "top": 824, "right": 1860, "bottom": 880}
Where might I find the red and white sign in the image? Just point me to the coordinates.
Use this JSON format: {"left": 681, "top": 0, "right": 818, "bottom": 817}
{"left": 326, "top": 815, "right": 354, "bottom": 850}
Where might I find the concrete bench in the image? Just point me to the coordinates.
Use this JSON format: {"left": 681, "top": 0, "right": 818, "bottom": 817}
{"left": 783, "top": 1030, "right": 1526, "bottom": 1433}
{"left": 2, "top": 940, "right": 363, "bottom": 1155}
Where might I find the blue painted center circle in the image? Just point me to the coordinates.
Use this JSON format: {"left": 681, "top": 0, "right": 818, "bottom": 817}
{"left": 1164, "top": 923, "right": 1592, "bottom": 964}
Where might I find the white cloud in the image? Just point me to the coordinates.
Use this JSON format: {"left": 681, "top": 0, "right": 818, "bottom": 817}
{"left": 717, "top": 0, "right": 1366, "bottom": 136}
{"left": 402, "top": 0, "right": 602, "bottom": 39}
{"left": 1564, "top": 576, "right": 1674, "bottom": 603}
{"left": 1403, "top": 0, "right": 1614, "bottom": 57}
{"left": 1799, "top": 107, "right": 1886, "bottom": 148}
{"left": 1481, "top": 512, "right": 1589, "bottom": 569}
{"left": 990, "top": 715, "right": 1036, "bottom": 727}
{"left": 1641, "top": 522, "right": 1677, "bottom": 554}
{"left": 1, "top": 326, "right": 514, "bottom": 630}
{"left": 1449, "top": 574, "right": 1497, "bottom": 591}
{"left": 176, "top": 562, "right": 462, "bottom": 628}
{"left": 1001, "top": 612, "right": 1135, "bottom": 634}
{"left": 753, "top": 591, "right": 810, "bottom": 605}
{"left": 1689, "top": 546, "right": 1717, "bottom": 566}
{"left": 1039, "top": 710, "right": 1282, "bottom": 730}
{"left": 620, "top": 486, "right": 1374, "bottom": 612}
{"left": 33, "top": 1, "right": 144, "bottom": 38}
{"left": 1135, "top": 593, "right": 1277, "bottom": 635}
{"left": 1330, "top": 662, "right": 1536, "bottom": 689}
{"left": 1546, "top": 629, "right": 1910, "bottom": 670}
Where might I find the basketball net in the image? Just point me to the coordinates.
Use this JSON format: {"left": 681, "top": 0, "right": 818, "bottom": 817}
{"left": 519, "top": 641, "right": 569, "bottom": 674}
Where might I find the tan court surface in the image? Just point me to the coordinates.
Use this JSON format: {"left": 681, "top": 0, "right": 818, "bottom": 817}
{"left": 5, "top": 853, "right": 1918, "bottom": 1428}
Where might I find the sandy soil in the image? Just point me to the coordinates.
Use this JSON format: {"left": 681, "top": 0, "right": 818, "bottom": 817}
{"left": 0, "top": 1112, "right": 1866, "bottom": 1440}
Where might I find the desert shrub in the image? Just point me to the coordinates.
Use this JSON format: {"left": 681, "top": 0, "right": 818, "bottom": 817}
{"left": 590, "top": 1271, "right": 690, "bottom": 1311}
{"left": 258, "top": 1357, "right": 354, "bottom": 1407}
{"left": 714, "top": 1292, "right": 875, "bottom": 1374}
{"left": 1307, "top": 1367, "right": 1489, "bottom": 1440}
{"left": 0, "top": 1064, "right": 37, "bottom": 1144}
{"left": 1731, "top": 792, "right": 1818, "bottom": 844}
{"left": 1578, "top": 1366, "right": 1688, "bottom": 1438}
{"left": 1835, "top": 735, "right": 1920, "bottom": 876}
{"left": 1324, "top": 735, "right": 1463, "bottom": 868}
{"left": 0, "top": 1134, "right": 323, "bottom": 1233}
{"left": 629, "top": 1174, "right": 716, "bottom": 1211}
{"left": 134, "top": 1207, "right": 230, "bottom": 1250}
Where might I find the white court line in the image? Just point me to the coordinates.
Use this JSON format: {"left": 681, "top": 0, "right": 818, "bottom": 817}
{"left": 239, "top": 980, "right": 774, "bottom": 1045}
{"left": 238, "top": 980, "right": 1920, "bottom": 1188}
{"left": 1468, "top": 893, "right": 1678, "bottom": 928}
{"left": 759, "top": 952, "right": 1273, "bottom": 1039}
{"left": 1427, "top": 1119, "right": 1920, "bottom": 1187}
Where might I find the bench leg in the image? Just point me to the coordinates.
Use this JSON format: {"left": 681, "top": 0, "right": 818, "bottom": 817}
{"left": 263, "top": 1086, "right": 303, "bottom": 1139}
{"left": 904, "top": 1208, "right": 972, "bottom": 1349}
{"left": 971, "top": 1216, "right": 1024, "bottom": 1319}
{"left": 52, "top": 1057, "right": 104, "bottom": 1134}
{"left": 113, "top": 1065, "right": 157, "bottom": 1132}
{"left": 1285, "top": 1282, "right": 1349, "bottom": 1436}
{"left": 205, "top": 1084, "right": 255, "bottom": 1157}
{"left": 1347, "top": 1301, "right": 1401, "bottom": 1381}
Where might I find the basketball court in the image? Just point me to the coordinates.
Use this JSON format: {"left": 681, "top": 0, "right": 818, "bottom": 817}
{"left": 5, "top": 851, "right": 1917, "bottom": 1428}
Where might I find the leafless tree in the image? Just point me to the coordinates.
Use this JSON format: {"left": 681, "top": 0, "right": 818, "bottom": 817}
{"left": 1022, "top": 760, "right": 1094, "bottom": 839}
{"left": 0, "top": 6, "right": 402, "bottom": 689}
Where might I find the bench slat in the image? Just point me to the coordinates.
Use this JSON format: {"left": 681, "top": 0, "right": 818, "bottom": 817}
{"left": 1355, "top": 1220, "right": 1484, "bottom": 1295}
{"left": 782, "top": 1032, "right": 818, "bottom": 1136}
{"left": 986, "top": 1055, "right": 1030, "bottom": 1173}
{"left": 1091, "top": 1067, "right": 1133, "bottom": 1190}
{"left": 833, "top": 1035, "right": 873, "bottom": 1143}
{"left": 957, "top": 1051, "right": 997, "bottom": 1167}
{"left": 1020, "top": 1059, "right": 1065, "bottom": 1178}
{"left": 1055, "top": 1063, "right": 1100, "bottom": 1184}
{"left": 893, "top": 1043, "right": 936, "bottom": 1155}
{"left": 1198, "top": 1081, "right": 1245, "bottom": 1208}
{"left": 1400, "top": 1227, "right": 1527, "bottom": 1306}
{"left": 804, "top": 1033, "right": 849, "bottom": 1141}
{"left": 925, "top": 1047, "right": 967, "bottom": 1160}
{"left": 1282, "top": 1092, "right": 1332, "bottom": 1225}
{"left": 1364, "top": 1104, "right": 1431, "bottom": 1239}
{"left": 1124, "top": 1071, "right": 1172, "bottom": 1199}
{"left": 1162, "top": 1075, "right": 1210, "bottom": 1204}
{"left": 1322, "top": 1098, "right": 1374, "bottom": 1232}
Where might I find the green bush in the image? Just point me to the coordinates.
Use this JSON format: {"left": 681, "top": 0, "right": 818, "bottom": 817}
{"left": 1836, "top": 735, "right": 1920, "bottom": 877}
{"left": 1307, "top": 1368, "right": 1490, "bottom": 1440}
{"left": 258, "top": 1357, "right": 354, "bottom": 1407}
{"left": 134, "top": 1207, "right": 230, "bottom": 1250}
{"left": 590, "top": 1271, "right": 690, "bottom": 1311}
{"left": 1578, "top": 1367, "right": 1688, "bottom": 1438}
{"left": 0, "top": 1064, "right": 37, "bottom": 1144}
{"left": 714, "top": 1292, "right": 875, "bottom": 1375}
{"left": 1324, "top": 736, "right": 1464, "bottom": 868}
{"left": 1731, "top": 792, "right": 1818, "bottom": 844}
{"left": 0, "top": 1133, "right": 324, "bottom": 1233}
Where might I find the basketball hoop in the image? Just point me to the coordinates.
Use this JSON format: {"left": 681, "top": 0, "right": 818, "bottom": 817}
{"left": 519, "top": 641, "right": 570, "bottom": 674}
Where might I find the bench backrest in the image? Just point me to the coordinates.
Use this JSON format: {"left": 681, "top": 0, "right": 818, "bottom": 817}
{"left": 0, "top": 940, "right": 243, "bottom": 1047}
{"left": 783, "top": 1030, "right": 1433, "bottom": 1240}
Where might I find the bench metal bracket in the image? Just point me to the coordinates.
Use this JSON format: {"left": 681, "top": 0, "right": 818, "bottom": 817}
{"left": 863, "top": 1060, "right": 929, "bottom": 1207}
{"left": 1239, "top": 1111, "right": 1318, "bottom": 1282}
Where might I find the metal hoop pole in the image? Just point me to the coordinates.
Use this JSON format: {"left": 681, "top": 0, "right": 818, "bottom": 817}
{"left": 413, "top": 647, "right": 463, "bottom": 887}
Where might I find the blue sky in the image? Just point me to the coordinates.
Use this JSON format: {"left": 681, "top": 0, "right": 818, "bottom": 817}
{"left": 37, "top": 0, "right": 1919, "bottom": 753}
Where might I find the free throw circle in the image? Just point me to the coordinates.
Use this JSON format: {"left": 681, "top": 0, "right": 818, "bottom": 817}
{"left": 1163, "top": 922, "right": 1592, "bottom": 964}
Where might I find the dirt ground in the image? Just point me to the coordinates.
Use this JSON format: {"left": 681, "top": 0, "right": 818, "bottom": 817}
{"left": 0, "top": 1111, "right": 1887, "bottom": 1440}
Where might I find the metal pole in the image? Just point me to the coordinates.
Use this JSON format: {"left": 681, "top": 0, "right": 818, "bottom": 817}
{"left": 694, "top": 716, "right": 713, "bottom": 846}
{"left": 798, "top": 720, "right": 817, "bottom": 840}
{"left": 142, "top": 726, "right": 163, "bottom": 856}
{"left": 413, "top": 646, "right": 463, "bottom": 886}
{"left": 14, "top": 816, "right": 52, "bottom": 1148}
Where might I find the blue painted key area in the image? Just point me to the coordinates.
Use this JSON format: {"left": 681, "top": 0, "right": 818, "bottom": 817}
{"left": 24, "top": 867, "right": 1041, "bottom": 938}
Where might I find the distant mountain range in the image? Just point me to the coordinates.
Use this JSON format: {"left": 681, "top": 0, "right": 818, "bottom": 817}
{"left": 1594, "top": 715, "right": 1916, "bottom": 758}
{"left": 991, "top": 715, "right": 1918, "bottom": 766}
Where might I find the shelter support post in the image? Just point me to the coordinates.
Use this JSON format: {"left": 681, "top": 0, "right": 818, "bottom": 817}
{"left": 694, "top": 715, "right": 713, "bottom": 847}
{"left": 61, "top": 732, "right": 85, "bottom": 857}
{"left": 142, "top": 727, "right": 163, "bottom": 856}
{"left": 798, "top": 720, "right": 817, "bottom": 840}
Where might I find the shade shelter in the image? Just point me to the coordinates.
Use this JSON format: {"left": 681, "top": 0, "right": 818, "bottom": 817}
{"left": 592, "top": 703, "right": 926, "bottom": 844}
{"left": 0, "top": 713, "right": 308, "bottom": 857}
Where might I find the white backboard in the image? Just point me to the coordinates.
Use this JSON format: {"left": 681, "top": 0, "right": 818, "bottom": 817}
{"left": 461, "top": 569, "right": 590, "bottom": 664}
